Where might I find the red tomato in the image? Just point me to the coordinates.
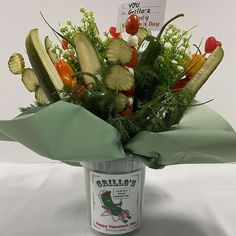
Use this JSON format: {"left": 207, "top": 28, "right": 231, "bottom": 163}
{"left": 205, "top": 36, "right": 222, "bottom": 53}
{"left": 109, "top": 26, "right": 121, "bottom": 38}
{"left": 125, "top": 47, "right": 138, "bottom": 68}
{"left": 216, "top": 41, "right": 222, "bottom": 47}
{"left": 119, "top": 106, "right": 133, "bottom": 117}
{"left": 122, "top": 85, "right": 136, "bottom": 97}
{"left": 61, "top": 38, "right": 69, "bottom": 50}
{"left": 77, "top": 84, "right": 87, "bottom": 100}
{"left": 54, "top": 59, "right": 77, "bottom": 91}
{"left": 125, "top": 14, "right": 139, "bottom": 35}
{"left": 65, "top": 54, "right": 76, "bottom": 61}
{"left": 172, "top": 77, "right": 190, "bottom": 91}
{"left": 70, "top": 79, "right": 78, "bottom": 92}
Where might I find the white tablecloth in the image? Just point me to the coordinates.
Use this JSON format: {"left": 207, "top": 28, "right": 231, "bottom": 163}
{"left": 0, "top": 162, "right": 236, "bottom": 236}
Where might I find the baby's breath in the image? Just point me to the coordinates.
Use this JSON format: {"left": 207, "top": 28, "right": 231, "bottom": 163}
{"left": 56, "top": 8, "right": 108, "bottom": 59}
{"left": 154, "top": 24, "right": 192, "bottom": 86}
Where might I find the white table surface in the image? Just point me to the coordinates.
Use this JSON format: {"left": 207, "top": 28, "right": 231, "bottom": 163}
{"left": 1, "top": 161, "right": 236, "bottom": 236}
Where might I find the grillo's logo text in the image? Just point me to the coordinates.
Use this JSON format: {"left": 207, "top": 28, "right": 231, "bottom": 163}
{"left": 96, "top": 179, "right": 137, "bottom": 187}
{"left": 128, "top": 2, "right": 151, "bottom": 15}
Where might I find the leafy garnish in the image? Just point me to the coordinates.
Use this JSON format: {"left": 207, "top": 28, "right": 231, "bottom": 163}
{"left": 19, "top": 102, "right": 48, "bottom": 115}
{"left": 57, "top": 8, "right": 109, "bottom": 58}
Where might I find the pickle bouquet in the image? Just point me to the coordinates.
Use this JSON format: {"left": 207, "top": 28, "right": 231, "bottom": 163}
{"left": 8, "top": 9, "right": 224, "bottom": 145}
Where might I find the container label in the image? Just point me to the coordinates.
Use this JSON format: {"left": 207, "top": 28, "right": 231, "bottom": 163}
{"left": 117, "top": 0, "right": 166, "bottom": 32}
{"left": 90, "top": 170, "right": 142, "bottom": 234}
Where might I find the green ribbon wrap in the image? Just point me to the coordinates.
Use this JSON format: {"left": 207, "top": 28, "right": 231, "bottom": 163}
{"left": 0, "top": 101, "right": 236, "bottom": 168}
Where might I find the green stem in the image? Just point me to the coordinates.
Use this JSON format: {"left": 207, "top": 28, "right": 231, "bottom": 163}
{"left": 73, "top": 71, "right": 100, "bottom": 87}
{"left": 156, "top": 13, "right": 184, "bottom": 40}
{"left": 193, "top": 44, "right": 202, "bottom": 54}
{"left": 40, "top": 12, "right": 74, "bottom": 47}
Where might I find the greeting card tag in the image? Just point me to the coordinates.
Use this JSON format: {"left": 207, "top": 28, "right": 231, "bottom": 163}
{"left": 117, "top": 0, "right": 166, "bottom": 32}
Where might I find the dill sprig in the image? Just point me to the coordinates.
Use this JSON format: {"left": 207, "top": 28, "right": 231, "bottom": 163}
{"left": 107, "top": 115, "right": 140, "bottom": 144}
{"left": 19, "top": 102, "right": 48, "bottom": 115}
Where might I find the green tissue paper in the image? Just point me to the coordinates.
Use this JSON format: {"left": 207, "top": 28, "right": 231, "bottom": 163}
{"left": 0, "top": 101, "right": 236, "bottom": 169}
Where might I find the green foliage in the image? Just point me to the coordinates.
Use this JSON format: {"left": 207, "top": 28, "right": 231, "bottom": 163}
{"left": 156, "top": 24, "right": 193, "bottom": 86}
{"left": 116, "top": 24, "right": 196, "bottom": 143}
{"left": 58, "top": 8, "right": 109, "bottom": 59}
{"left": 107, "top": 115, "right": 140, "bottom": 144}
{"left": 39, "top": 10, "right": 199, "bottom": 144}
{"left": 19, "top": 102, "right": 48, "bottom": 115}
{"left": 134, "top": 24, "right": 192, "bottom": 108}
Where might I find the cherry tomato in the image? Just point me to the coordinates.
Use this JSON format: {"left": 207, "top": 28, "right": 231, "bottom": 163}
{"left": 54, "top": 59, "right": 77, "bottom": 91}
{"left": 216, "top": 41, "right": 222, "bottom": 47}
{"left": 109, "top": 26, "right": 121, "bottom": 38}
{"left": 125, "top": 47, "right": 138, "bottom": 68}
{"left": 205, "top": 36, "right": 222, "bottom": 53}
{"left": 119, "top": 106, "right": 133, "bottom": 117}
{"left": 125, "top": 14, "right": 139, "bottom": 35}
{"left": 122, "top": 85, "right": 136, "bottom": 97}
{"left": 77, "top": 84, "right": 87, "bottom": 100}
{"left": 172, "top": 77, "right": 190, "bottom": 91}
{"left": 65, "top": 54, "right": 76, "bottom": 61}
{"left": 61, "top": 38, "right": 69, "bottom": 50}
{"left": 70, "top": 79, "right": 78, "bottom": 92}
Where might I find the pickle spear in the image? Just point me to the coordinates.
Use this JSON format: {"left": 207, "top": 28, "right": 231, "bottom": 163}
{"left": 25, "top": 28, "right": 64, "bottom": 102}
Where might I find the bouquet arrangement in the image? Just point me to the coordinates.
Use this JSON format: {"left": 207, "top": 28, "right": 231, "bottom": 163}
{"left": 2, "top": 8, "right": 236, "bottom": 235}
{"left": 1, "top": 9, "right": 236, "bottom": 168}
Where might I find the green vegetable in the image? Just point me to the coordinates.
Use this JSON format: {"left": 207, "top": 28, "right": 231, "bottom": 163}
{"left": 106, "top": 38, "right": 132, "bottom": 64}
{"left": 73, "top": 32, "right": 102, "bottom": 86}
{"left": 44, "top": 36, "right": 58, "bottom": 64}
{"left": 184, "top": 46, "right": 224, "bottom": 98}
{"left": 22, "top": 68, "right": 39, "bottom": 92}
{"left": 82, "top": 80, "right": 115, "bottom": 120}
{"left": 82, "top": 89, "right": 115, "bottom": 120}
{"left": 25, "top": 28, "right": 64, "bottom": 102}
{"left": 35, "top": 87, "right": 50, "bottom": 104}
{"left": 8, "top": 53, "right": 25, "bottom": 75}
{"left": 115, "top": 93, "right": 129, "bottom": 113}
{"left": 136, "top": 14, "right": 184, "bottom": 67}
{"left": 105, "top": 65, "right": 135, "bottom": 91}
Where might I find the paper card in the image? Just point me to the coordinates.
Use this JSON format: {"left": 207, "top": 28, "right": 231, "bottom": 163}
{"left": 117, "top": 0, "right": 166, "bottom": 32}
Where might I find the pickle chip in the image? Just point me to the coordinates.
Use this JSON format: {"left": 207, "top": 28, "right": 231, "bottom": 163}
{"left": 35, "top": 87, "right": 50, "bottom": 104}
{"left": 105, "top": 65, "right": 134, "bottom": 91}
{"left": 22, "top": 68, "right": 40, "bottom": 92}
{"left": 8, "top": 53, "right": 25, "bottom": 75}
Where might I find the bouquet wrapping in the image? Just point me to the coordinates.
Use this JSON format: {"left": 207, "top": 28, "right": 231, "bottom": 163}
{"left": 0, "top": 100, "right": 236, "bottom": 168}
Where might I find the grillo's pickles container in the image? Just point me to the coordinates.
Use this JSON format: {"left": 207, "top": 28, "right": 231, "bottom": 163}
{"left": 83, "top": 155, "right": 145, "bottom": 235}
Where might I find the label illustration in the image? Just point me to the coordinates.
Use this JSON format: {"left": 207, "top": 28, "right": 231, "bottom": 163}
{"left": 90, "top": 170, "right": 142, "bottom": 234}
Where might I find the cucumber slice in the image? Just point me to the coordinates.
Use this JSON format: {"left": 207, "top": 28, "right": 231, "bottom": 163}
{"left": 35, "top": 87, "right": 50, "bottom": 104}
{"left": 105, "top": 65, "right": 135, "bottom": 91}
{"left": 25, "top": 28, "right": 64, "bottom": 102}
{"left": 8, "top": 53, "right": 25, "bottom": 75}
{"left": 106, "top": 38, "right": 133, "bottom": 64}
{"left": 115, "top": 93, "right": 129, "bottom": 113}
{"left": 45, "top": 36, "right": 58, "bottom": 64}
{"left": 22, "top": 68, "right": 39, "bottom": 92}
{"left": 73, "top": 33, "right": 101, "bottom": 86}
